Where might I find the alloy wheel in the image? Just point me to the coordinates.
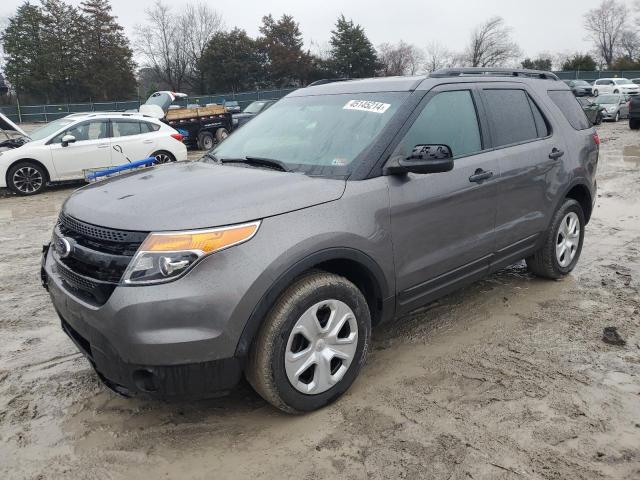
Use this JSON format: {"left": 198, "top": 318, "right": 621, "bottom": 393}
{"left": 12, "top": 166, "right": 43, "bottom": 194}
{"left": 285, "top": 299, "right": 358, "bottom": 394}
{"left": 154, "top": 153, "right": 172, "bottom": 164}
{"left": 556, "top": 212, "right": 580, "bottom": 268}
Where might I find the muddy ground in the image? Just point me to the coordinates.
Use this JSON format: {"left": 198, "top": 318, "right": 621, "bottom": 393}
{"left": 0, "top": 122, "right": 639, "bottom": 480}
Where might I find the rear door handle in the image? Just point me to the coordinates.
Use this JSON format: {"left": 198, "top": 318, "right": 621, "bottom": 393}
{"left": 143, "top": 139, "right": 153, "bottom": 144}
{"left": 549, "top": 148, "right": 564, "bottom": 160}
{"left": 97, "top": 144, "right": 110, "bottom": 149}
{"left": 469, "top": 169, "right": 494, "bottom": 183}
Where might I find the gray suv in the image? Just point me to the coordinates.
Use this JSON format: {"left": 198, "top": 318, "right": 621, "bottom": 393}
{"left": 42, "top": 69, "right": 599, "bottom": 413}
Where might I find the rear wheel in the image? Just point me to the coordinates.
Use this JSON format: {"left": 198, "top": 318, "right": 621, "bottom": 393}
{"left": 215, "top": 128, "right": 229, "bottom": 143}
{"left": 246, "top": 271, "right": 371, "bottom": 413}
{"left": 151, "top": 151, "right": 175, "bottom": 165}
{"left": 526, "top": 199, "right": 585, "bottom": 279}
{"left": 197, "top": 132, "right": 214, "bottom": 150}
{"left": 7, "top": 161, "right": 47, "bottom": 196}
{"left": 630, "top": 118, "right": 640, "bottom": 130}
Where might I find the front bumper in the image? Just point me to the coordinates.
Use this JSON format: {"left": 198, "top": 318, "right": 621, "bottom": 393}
{"left": 42, "top": 243, "right": 248, "bottom": 399}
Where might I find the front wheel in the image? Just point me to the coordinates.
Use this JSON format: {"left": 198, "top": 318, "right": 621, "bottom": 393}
{"left": 526, "top": 199, "right": 585, "bottom": 279}
{"left": 593, "top": 89, "right": 599, "bottom": 97}
{"left": 614, "top": 111, "right": 620, "bottom": 122}
{"left": 246, "top": 271, "right": 371, "bottom": 413}
{"left": 7, "top": 161, "right": 47, "bottom": 196}
{"left": 630, "top": 118, "right": 640, "bottom": 130}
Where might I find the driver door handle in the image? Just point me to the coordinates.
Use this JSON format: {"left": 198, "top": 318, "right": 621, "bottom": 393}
{"left": 549, "top": 148, "right": 564, "bottom": 160}
{"left": 469, "top": 168, "right": 494, "bottom": 183}
{"left": 97, "top": 144, "right": 110, "bottom": 149}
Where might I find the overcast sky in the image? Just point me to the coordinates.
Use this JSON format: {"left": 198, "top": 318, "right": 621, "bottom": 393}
{"left": 1, "top": 0, "right": 637, "bottom": 59}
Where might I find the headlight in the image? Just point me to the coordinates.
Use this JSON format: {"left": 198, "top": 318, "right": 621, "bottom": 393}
{"left": 122, "top": 221, "right": 260, "bottom": 285}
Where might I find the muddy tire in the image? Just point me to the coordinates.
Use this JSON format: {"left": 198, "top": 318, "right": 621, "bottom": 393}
{"left": 246, "top": 271, "right": 371, "bottom": 414}
{"left": 526, "top": 199, "right": 585, "bottom": 279}
{"left": 197, "top": 132, "right": 214, "bottom": 150}
{"left": 630, "top": 118, "right": 640, "bottom": 130}
{"left": 7, "top": 161, "right": 48, "bottom": 196}
{"left": 215, "top": 128, "right": 229, "bottom": 143}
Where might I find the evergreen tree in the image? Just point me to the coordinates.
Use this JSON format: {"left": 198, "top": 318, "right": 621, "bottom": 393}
{"left": 259, "top": 14, "right": 310, "bottom": 87}
{"left": 2, "top": 2, "right": 50, "bottom": 102}
{"left": 329, "top": 15, "right": 378, "bottom": 78}
{"left": 561, "top": 54, "right": 597, "bottom": 71}
{"left": 80, "top": 0, "right": 136, "bottom": 100}
{"left": 40, "top": 0, "right": 86, "bottom": 102}
{"left": 200, "top": 28, "right": 265, "bottom": 92}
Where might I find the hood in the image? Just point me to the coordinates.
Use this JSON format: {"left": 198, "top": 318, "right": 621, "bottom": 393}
{"left": 63, "top": 161, "right": 346, "bottom": 231}
{"left": 0, "top": 112, "right": 27, "bottom": 137}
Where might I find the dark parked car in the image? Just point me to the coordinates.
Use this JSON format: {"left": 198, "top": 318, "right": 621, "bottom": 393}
{"left": 232, "top": 100, "right": 277, "bottom": 128}
{"left": 576, "top": 97, "right": 604, "bottom": 125}
{"left": 629, "top": 94, "right": 640, "bottom": 129}
{"left": 224, "top": 100, "right": 241, "bottom": 113}
{"left": 42, "top": 68, "right": 598, "bottom": 413}
{"left": 563, "top": 79, "right": 593, "bottom": 97}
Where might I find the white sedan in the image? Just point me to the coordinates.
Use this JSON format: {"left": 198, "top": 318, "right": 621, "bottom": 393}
{"left": 0, "top": 112, "right": 187, "bottom": 195}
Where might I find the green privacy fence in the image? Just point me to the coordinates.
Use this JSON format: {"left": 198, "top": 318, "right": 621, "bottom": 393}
{"left": 554, "top": 70, "right": 640, "bottom": 81}
{"left": 0, "top": 88, "right": 297, "bottom": 123}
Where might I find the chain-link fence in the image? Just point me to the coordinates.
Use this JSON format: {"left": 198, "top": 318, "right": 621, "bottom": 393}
{"left": 0, "top": 88, "right": 297, "bottom": 123}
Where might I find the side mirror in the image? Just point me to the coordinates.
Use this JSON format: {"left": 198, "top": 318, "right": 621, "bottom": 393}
{"left": 61, "top": 134, "right": 76, "bottom": 147}
{"left": 384, "top": 144, "right": 454, "bottom": 175}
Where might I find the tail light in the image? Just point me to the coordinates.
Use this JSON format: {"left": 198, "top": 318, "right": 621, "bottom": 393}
{"left": 592, "top": 132, "right": 600, "bottom": 145}
{"left": 170, "top": 133, "right": 184, "bottom": 142}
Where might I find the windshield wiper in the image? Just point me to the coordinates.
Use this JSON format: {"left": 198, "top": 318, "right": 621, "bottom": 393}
{"left": 219, "top": 156, "right": 290, "bottom": 172}
{"left": 201, "top": 151, "right": 220, "bottom": 163}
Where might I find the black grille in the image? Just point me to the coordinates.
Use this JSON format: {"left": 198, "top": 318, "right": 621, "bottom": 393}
{"left": 53, "top": 213, "right": 148, "bottom": 305}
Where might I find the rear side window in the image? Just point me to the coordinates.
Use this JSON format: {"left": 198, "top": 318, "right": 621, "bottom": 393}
{"left": 547, "top": 90, "right": 591, "bottom": 130}
{"left": 141, "top": 122, "right": 160, "bottom": 133}
{"left": 394, "top": 90, "right": 482, "bottom": 159}
{"left": 112, "top": 120, "right": 142, "bottom": 137}
{"left": 483, "top": 89, "right": 540, "bottom": 147}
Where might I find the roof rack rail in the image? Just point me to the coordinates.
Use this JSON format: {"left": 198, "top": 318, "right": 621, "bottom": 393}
{"left": 307, "top": 78, "right": 352, "bottom": 87}
{"left": 430, "top": 68, "right": 559, "bottom": 81}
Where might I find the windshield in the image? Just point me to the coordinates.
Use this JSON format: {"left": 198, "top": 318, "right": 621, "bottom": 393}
{"left": 595, "top": 95, "right": 621, "bottom": 104}
{"left": 615, "top": 79, "right": 632, "bottom": 85}
{"left": 29, "top": 118, "right": 75, "bottom": 141}
{"left": 210, "top": 92, "right": 408, "bottom": 177}
{"left": 243, "top": 101, "right": 269, "bottom": 114}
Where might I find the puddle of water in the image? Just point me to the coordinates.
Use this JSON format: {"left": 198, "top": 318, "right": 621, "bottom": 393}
{"left": 622, "top": 145, "right": 640, "bottom": 167}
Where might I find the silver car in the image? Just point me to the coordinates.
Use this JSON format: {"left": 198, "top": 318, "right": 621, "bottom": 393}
{"left": 594, "top": 93, "right": 629, "bottom": 122}
{"left": 42, "top": 69, "right": 599, "bottom": 413}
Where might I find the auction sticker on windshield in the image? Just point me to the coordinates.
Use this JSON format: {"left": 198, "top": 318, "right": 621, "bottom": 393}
{"left": 343, "top": 100, "right": 391, "bottom": 114}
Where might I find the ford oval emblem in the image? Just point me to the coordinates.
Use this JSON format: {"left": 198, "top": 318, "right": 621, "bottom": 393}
{"left": 55, "top": 237, "right": 73, "bottom": 259}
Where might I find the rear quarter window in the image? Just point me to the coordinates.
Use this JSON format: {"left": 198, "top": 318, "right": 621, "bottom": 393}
{"left": 547, "top": 90, "right": 591, "bottom": 130}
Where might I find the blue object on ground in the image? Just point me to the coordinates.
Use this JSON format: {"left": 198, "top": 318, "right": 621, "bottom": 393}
{"left": 86, "top": 157, "right": 156, "bottom": 181}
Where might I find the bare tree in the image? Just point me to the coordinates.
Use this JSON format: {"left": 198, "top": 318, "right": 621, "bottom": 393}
{"left": 424, "top": 41, "right": 454, "bottom": 72}
{"left": 619, "top": 29, "right": 640, "bottom": 61}
{"left": 179, "top": 1, "right": 224, "bottom": 92}
{"left": 463, "top": 17, "right": 521, "bottom": 68}
{"left": 377, "top": 41, "right": 424, "bottom": 76}
{"left": 584, "top": 0, "right": 628, "bottom": 68}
